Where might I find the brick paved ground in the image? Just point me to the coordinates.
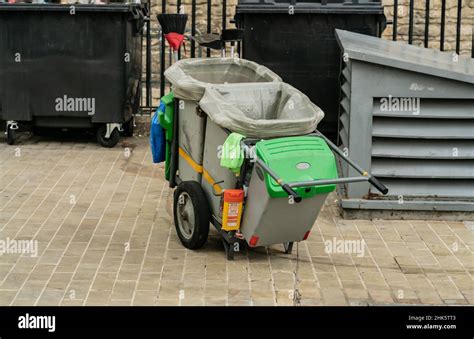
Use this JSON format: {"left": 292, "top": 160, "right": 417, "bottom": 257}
{"left": 0, "top": 134, "right": 472, "bottom": 306}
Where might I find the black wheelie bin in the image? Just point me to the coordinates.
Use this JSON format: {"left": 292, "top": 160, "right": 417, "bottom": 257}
{"left": 236, "top": 0, "right": 386, "bottom": 142}
{"left": 0, "top": 3, "right": 146, "bottom": 147}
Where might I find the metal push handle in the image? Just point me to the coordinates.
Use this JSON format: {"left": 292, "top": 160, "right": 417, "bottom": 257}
{"left": 255, "top": 158, "right": 377, "bottom": 202}
{"left": 255, "top": 159, "right": 302, "bottom": 203}
{"left": 368, "top": 176, "right": 389, "bottom": 195}
{"left": 289, "top": 176, "right": 369, "bottom": 188}
{"left": 244, "top": 130, "right": 388, "bottom": 203}
{"left": 245, "top": 143, "right": 372, "bottom": 203}
{"left": 314, "top": 131, "right": 389, "bottom": 195}
{"left": 282, "top": 184, "right": 302, "bottom": 203}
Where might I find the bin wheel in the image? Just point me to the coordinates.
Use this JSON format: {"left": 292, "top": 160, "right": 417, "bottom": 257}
{"left": 122, "top": 117, "right": 134, "bottom": 137}
{"left": 173, "top": 181, "right": 210, "bottom": 249}
{"left": 6, "top": 126, "right": 15, "bottom": 145}
{"left": 96, "top": 125, "right": 119, "bottom": 148}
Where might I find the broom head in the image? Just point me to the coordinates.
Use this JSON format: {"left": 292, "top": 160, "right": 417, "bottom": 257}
{"left": 157, "top": 14, "right": 188, "bottom": 35}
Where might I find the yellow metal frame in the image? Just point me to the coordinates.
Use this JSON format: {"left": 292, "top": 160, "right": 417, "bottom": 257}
{"left": 178, "top": 147, "right": 223, "bottom": 194}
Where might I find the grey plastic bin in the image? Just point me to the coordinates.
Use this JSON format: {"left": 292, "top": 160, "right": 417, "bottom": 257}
{"left": 165, "top": 58, "right": 282, "bottom": 184}
{"left": 198, "top": 82, "right": 325, "bottom": 223}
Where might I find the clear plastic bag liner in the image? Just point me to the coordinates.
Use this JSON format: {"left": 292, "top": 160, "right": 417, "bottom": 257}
{"left": 164, "top": 57, "right": 282, "bottom": 101}
{"left": 199, "top": 82, "right": 324, "bottom": 138}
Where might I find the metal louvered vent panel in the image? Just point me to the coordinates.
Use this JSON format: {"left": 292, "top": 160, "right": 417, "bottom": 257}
{"left": 371, "top": 98, "right": 474, "bottom": 199}
{"left": 338, "top": 61, "right": 352, "bottom": 177}
{"left": 372, "top": 117, "right": 474, "bottom": 139}
{"left": 339, "top": 62, "right": 351, "bottom": 113}
{"left": 373, "top": 98, "right": 474, "bottom": 119}
{"left": 371, "top": 158, "right": 474, "bottom": 179}
{"left": 372, "top": 138, "right": 474, "bottom": 159}
{"left": 372, "top": 178, "right": 474, "bottom": 198}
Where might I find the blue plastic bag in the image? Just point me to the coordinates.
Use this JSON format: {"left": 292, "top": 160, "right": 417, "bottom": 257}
{"left": 150, "top": 103, "right": 166, "bottom": 163}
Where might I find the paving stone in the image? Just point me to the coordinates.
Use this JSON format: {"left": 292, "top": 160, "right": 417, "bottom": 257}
{"left": 0, "top": 290, "right": 18, "bottom": 305}
{"left": 368, "top": 289, "right": 394, "bottom": 304}
{"left": 36, "top": 291, "right": 64, "bottom": 306}
{"left": 1, "top": 137, "right": 471, "bottom": 306}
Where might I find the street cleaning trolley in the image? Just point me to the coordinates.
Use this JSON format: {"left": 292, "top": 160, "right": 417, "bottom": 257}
{"left": 159, "top": 58, "right": 388, "bottom": 260}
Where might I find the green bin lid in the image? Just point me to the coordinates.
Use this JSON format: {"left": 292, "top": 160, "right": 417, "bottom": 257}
{"left": 256, "top": 136, "right": 338, "bottom": 198}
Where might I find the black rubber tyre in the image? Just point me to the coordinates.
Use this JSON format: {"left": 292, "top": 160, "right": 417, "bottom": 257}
{"left": 121, "top": 117, "right": 135, "bottom": 137}
{"left": 173, "top": 181, "right": 210, "bottom": 249}
{"left": 96, "top": 125, "right": 120, "bottom": 148}
{"left": 6, "top": 126, "right": 15, "bottom": 145}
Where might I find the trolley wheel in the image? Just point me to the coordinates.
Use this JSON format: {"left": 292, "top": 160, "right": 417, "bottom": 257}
{"left": 173, "top": 181, "right": 210, "bottom": 250}
{"left": 96, "top": 125, "right": 119, "bottom": 148}
{"left": 6, "top": 126, "right": 15, "bottom": 145}
{"left": 121, "top": 116, "right": 134, "bottom": 137}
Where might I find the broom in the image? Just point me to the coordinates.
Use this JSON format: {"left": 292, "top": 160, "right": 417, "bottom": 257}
{"left": 157, "top": 13, "right": 188, "bottom": 62}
